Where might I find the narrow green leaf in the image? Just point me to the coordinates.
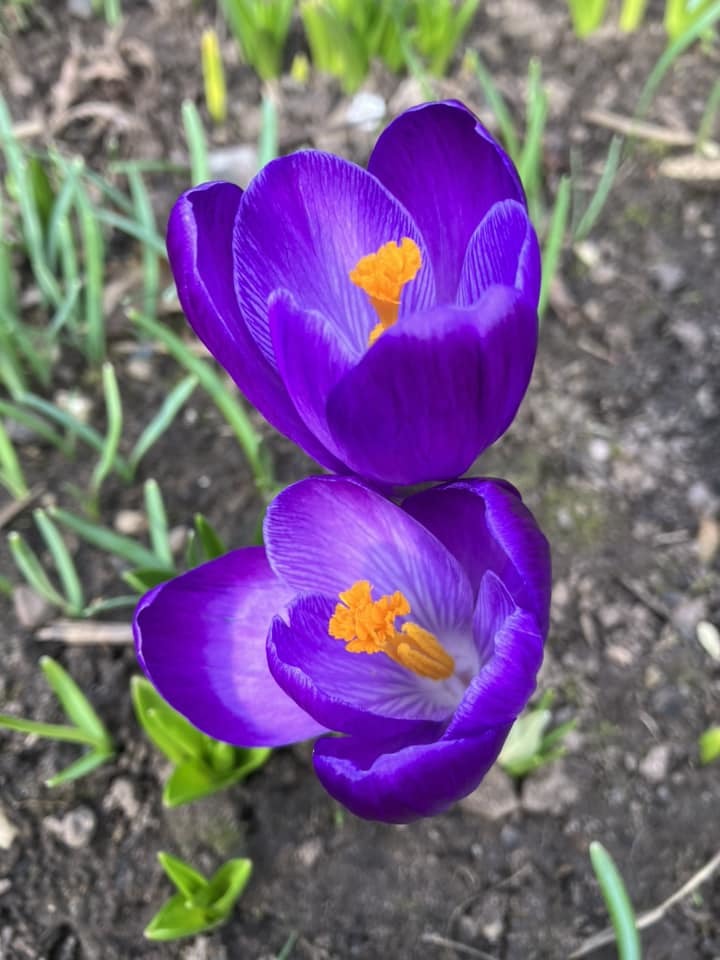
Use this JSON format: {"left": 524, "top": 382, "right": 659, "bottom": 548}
{"left": 182, "top": 100, "right": 210, "bottom": 186}
{"left": 144, "top": 892, "right": 217, "bottom": 941}
{"left": 144, "top": 479, "right": 174, "bottom": 570}
{"left": 467, "top": 51, "right": 520, "bottom": 161}
{"left": 49, "top": 506, "right": 159, "bottom": 568}
{"left": 201, "top": 858, "right": 252, "bottom": 914}
{"left": 163, "top": 759, "right": 221, "bottom": 807}
{"left": 0, "top": 401, "right": 71, "bottom": 453}
{"left": 8, "top": 530, "right": 66, "bottom": 609}
{"left": 128, "top": 167, "right": 160, "bottom": 319}
{"left": 131, "top": 676, "right": 206, "bottom": 765}
{"left": 258, "top": 92, "right": 279, "bottom": 167}
{"left": 0, "top": 419, "right": 27, "bottom": 499}
{"left": 128, "top": 374, "right": 198, "bottom": 475}
{"left": 130, "top": 311, "right": 273, "bottom": 494}
{"left": 194, "top": 513, "right": 227, "bottom": 561}
{"left": 539, "top": 174, "right": 571, "bottom": 318}
{"left": 589, "top": 842, "right": 642, "bottom": 960}
{"left": 40, "top": 655, "right": 110, "bottom": 746}
{"left": 566, "top": 0, "right": 607, "bottom": 36}
{"left": 91, "top": 362, "right": 122, "bottom": 495}
{"left": 573, "top": 135, "right": 623, "bottom": 241}
{"left": 33, "top": 509, "right": 84, "bottom": 614}
{"left": 0, "top": 713, "right": 95, "bottom": 745}
{"left": 122, "top": 567, "right": 176, "bottom": 593}
{"left": 45, "top": 747, "right": 112, "bottom": 787}
{"left": 157, "top": 851, "right": 206, "bottom": 898}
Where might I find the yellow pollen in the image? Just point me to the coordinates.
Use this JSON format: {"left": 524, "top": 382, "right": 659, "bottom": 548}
{"left": 328, "top": 580, "right": 454, "bottom": 682}
{"left": 349, "top": 237, "right": 422, "bottom": 345}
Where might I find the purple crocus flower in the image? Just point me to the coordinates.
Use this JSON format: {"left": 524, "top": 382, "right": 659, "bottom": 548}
{"left": 167, "top": 101, "right": 540, "bottom": 486}
{"left": 134, "top": 476, "right": 550, "bottom": 822}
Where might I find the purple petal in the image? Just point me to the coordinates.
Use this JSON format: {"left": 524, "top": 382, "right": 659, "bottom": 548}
{"left": 267, "top": 595, "right": 455, "bottom": 736}
{"left": 313, "top": 725, "right": 510, "bottom": 822}
{"left": 402, "top": 479, "right": 552, "bottom": 635}
{"left": 325, "top": 286, "right": 537, "bottom": 485}
{"left": 234, "top": 151, "right": 435, "bottom": 361}
{"left": 264, "top": 476, "right": 474, "bottom": 638}
{"left": 268, "top": 291, "right": 354, "bottom": 459}
{"left": 133, "top": 547, "right": 326, "bottom": 747}
{"left": 458, "top": 200, "right": 541, "bottom": 308}
{"left": 368, "top": 101, "right": 526, "bottom": 303}
{"left": 446, "top": 572, "right": 544, "bottom": 734}
{"left": 167, "top": 183, "right": 342, "bottom": 472}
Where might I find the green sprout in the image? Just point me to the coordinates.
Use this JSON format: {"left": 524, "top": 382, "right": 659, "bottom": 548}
{"left": 498, "top": 692, "right": 576, "bottom": 778}
{"left": 0, "top": 656, "right": 114, "bottom": 786}
{"left": 699, "top": 725, "right": 720, "bottom": 764}
{"left": 132, "top": 677, "right": 271, "bottom": 807}
{"left": 145, "top": 852, "right": 252, "bottom": 941}
{"left": 588, "top": 842, "right": 642, "bottom": 960}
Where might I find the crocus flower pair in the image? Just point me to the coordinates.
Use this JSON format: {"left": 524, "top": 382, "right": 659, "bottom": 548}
{"left": 134, "top": 101, "right": 550, "bottom": 822}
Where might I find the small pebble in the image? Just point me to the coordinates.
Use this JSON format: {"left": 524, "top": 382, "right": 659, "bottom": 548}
{"left": 43, "top": 806, "right": 96, "bottom": 849}
{"left": 460, "top": 767, "right": 519, "bottom": 821}
{"left": 0, "top": 808, "right": 18, "bottom": 850}
{"left": 521, "top": 763, "right": 579, "bottom": 815}
{"left": 113, "top": 509, "right": 147, "bottom": 536}
{"left": 649, "top": 261, "right": 686, "bottom": 294}
{"left": 13, "top": 585, "right": 52, "bottom": 629}
{"left": 102, "top": 778, "right": 140, "bottom": 819}
{"left": 296, "top": 837, "right": 323, "bottom": 869}
{"left": 345, "top": 92, "right": 386, "bottom": 131}
{"left": 588, "top": 437, "right": 611, "bottom": 463}
{"left": 696, "top": 621, "right": 720, "bottom": 662}
{"left": 0, "top": 879, "right": 11, "bottom": 897}
{"left": 639, "top": 744, "right": 671, "bottom": 784}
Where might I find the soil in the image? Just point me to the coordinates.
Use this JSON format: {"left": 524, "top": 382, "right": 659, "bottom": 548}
{"left": 0, "top": 1, "right": 719, "bottom": 958}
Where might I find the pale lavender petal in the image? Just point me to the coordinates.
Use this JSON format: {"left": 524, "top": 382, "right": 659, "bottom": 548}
{"left": 264, "top": 476, "right": 474, "bottom": 638}
{"left": 133, "top": 547, "right": 326, "bottom": 747}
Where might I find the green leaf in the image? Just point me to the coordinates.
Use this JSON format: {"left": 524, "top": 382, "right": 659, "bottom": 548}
{"left": 200, "top": 858, "right": 252, "bottom": 914}
{"left": 230, "top": 745, "right": 272, "bottom": 780}
{"left": 131, "top": 676, "right": 206, "bottom": 764}
{"left": 699, "top": 726, "right": 720, "bottom": 764}
{"left": 589, "top": 841, "right": 642, "bottom": 960}
{"left": 193, "top": 513, "right": 227, "bottom": 561}
{"left": 123, "top": 566, "right": 176, "bottom": 593}
{"left": 144, "top": 479, "right": 174, "bottom": 570}
{"left": 157, "top": 851, "right": 206, "bottom": 898}
{"left": 163, "top": 760, "right": 222, "bottom": 807}
{"left": 45, "top": 747, "right": 112, "bottom": 787}
{"left": 498, "top": 708, "right": 551, "bottom": 776}
{"left": 40, "top": 655, "right": 111, "bottom": 746}
{"left": 144, "top": 892, "right": 220, "bottom": 941}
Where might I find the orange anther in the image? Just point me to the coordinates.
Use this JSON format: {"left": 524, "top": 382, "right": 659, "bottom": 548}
{"left": 349, "top": 238, "right": 422, "bottom": 345}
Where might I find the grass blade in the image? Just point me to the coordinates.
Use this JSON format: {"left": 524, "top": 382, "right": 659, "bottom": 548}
{"left": 573, "top": 135, "right": 623, "bottom": 241}
{"left": 48, "top": 506, "right": 160, "bottom": 569}
{"left": 33, "top": 510, "right": 84, "bottom": 614}
{"left": 539, "top": 174, "right": 570, "bottom": 318}
{"left": 8, "top": 530, "right": 66, "bottom": 609}
{"left": 127, "top": 167, "right": 160, "bottom": 319}
{"left": 40, "top": 655, "right": 110, "bottom": 745}
{"left": 90, "top": 362, "right": 123, "bottom": 496}
{"left": 130, "top": 311, "right": 273, "bottom": 495}
{"left": 74, "top": 179, "right": 106, "bottom": 364}
{"left": 128, "top": 374, "right": 197, "bottom": 475}
{"left": 258, "top": 91, "right": 279, "bottom": 167}
{"left": 182, "top": 100, "right": 210, "bottom": 186}
{"left": 589, "top": 841, "right": 642, "bottom": 960}
{"left": 0, "top": 419, "right": 28, "bottom": 499}
{"left": 144, "top": 479, "right": 174, "bottom": 570}
{"left": 0, "top": 714, "right": 95, "bottom": 745}
{"left": 467, "top": 51, "right": 521, "bottom": 160}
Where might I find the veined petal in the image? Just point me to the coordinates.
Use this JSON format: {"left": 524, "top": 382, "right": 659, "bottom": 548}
{"left": 264, "top": 476, "right": 474, "bottom": 639}
{"left": 458, "top": 200, "right": 541, "bottom": 308}
{"left": 368, "top": 101, "right": 525, "bottom": 303}
{"left": 325, "top": 287, "right": 537, "bottom": 485}
{"left": 267, "top": 595, "right": 456, "bottom": 735}
{"left": 402, "top": 479, "right": 552, "bottom": 634}
{"left": 167, "top": 183, "right": 342, "bottom": 472}
{"left": 313, "top": 725, "right": 510, "bottom": 823}
{"left": 133, "top": 547, "right": 326, "bottom": 747}
{"left": 234, "top": 151, "right": 435, "bottom": 362}
{"left": 269, "top": 291, "right": 354, "bottom": 459}
{"left": 446, "top": 572, "right": 544, "bottom": 734}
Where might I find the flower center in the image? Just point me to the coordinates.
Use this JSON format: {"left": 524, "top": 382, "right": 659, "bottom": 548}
{"left": 349, "top": 238, "right": 422, "bottom": 345}
{"left": 328, "top": 579, "right": 454, "bottom": 681}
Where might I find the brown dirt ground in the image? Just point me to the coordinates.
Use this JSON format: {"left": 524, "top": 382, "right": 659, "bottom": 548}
{"left": 0, "top": 1, "right": 719, "bottom": 958}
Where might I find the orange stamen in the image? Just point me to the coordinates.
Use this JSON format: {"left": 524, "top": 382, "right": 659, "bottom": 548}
{"left": 328, "top": 580, "right": 454, "bottom": 681}
{"left": 349, "top": 238, "right": 422, "bottom": 345}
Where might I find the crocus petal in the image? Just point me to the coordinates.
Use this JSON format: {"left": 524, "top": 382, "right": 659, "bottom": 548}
{"left": 234, "top": 151, "right": 435, "bottom": 362}
{"left": 267, "top": 595, "right": 456, "bottom": 736}
{"left": 167, "top": 183, "right": 342, "bottom": 472}
{"left": 368, "top": 101, "right": 525, "bottom": 302}
{"left": 445, "top": 572, "right": 544, "bottom": 734}
{"left": 268, "top": 291, "right": 354, "bottom": 458}
{"left": 402, "top": 479, "right": 552, "bottom": 635}
{"left": 458, "top": 200, "right": 541, "bottom": 308}
{"left": 264, "top": 476, "right": 474, "bottom": 638}
{"left": 313, "top": 725, "right": 510, "bottom": 822}
{"left": 133, "top": 547, "right": 327, "bottom": 747}
{"left": 325, "top": 286, "right": 537, "bottom": 485}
